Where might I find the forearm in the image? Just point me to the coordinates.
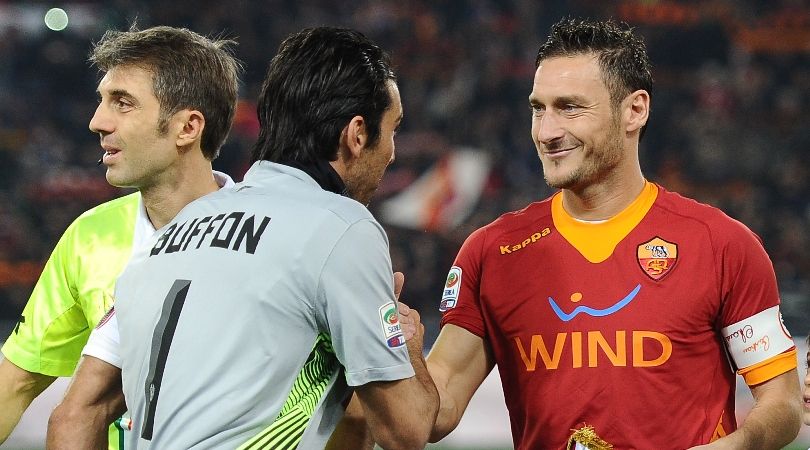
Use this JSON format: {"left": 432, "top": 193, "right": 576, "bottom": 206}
{"left": 703, "top": 369, "right": 802, "bottom": 450}
{"left": 718, "top": 395, "right": 801, "bottom": 449}
{"left": 0, "top": 358, "right": 56, "bottom": 443}
{"left": 325, "top": 395, "right": 374, "bottom": 450}
{"left": 366, "top": 345, "right": 439, "bottom": 449}
{"left": 46, "top": 401, "right": 116, "bottom": 450}
{"left": 0, "top": 389, "right": 31, "bottom": 443}
{"left": 405, "top": 340, "right": 440, "bottom": 435}
{"left": 0, "top": 399, "right": 27, "bottom": 444}
{"left": 425, "top": 325, "right": 494, "bottom": 443}
{"left": 363, "top": 340, "right": 440, "bottom": 450}
{"left": 429, "top": 380, "right": 462, "bottom": 443}
{"left": 46, "top": 356, "right": 126, "bottom": 450}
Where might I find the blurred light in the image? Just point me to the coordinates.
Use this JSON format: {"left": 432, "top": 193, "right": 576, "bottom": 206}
{"left": 44, "top": 7, "right": 68, "bottom": 31}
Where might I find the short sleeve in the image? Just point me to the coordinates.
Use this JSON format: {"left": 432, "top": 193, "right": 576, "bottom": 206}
{"left": 439, "top": 226, "right": 487, "bottom": 337}
{"left": 1, "top": 224, "right": 88, "bottom": 377}
{"left": 82, "top": 307, "right": 122, "bottom": 369}
{"left": 315, "top": 219, "right": 414, "bottom": 387}
{"left": 716, "top": 221, "right": 796, "bottom": 385}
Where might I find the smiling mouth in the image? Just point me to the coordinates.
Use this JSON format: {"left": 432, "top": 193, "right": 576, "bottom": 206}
{"left": 100, "top": 148, "right": 121, "bottom": 165}
{"left": 544, "top": 146, "right": 578, "bottom": 158}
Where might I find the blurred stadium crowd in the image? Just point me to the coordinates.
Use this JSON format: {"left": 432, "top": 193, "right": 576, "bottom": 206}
{"left": 0, "top": 0, "right": 807, "bottom": 345}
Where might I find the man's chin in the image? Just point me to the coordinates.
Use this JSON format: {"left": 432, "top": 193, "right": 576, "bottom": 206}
{"left": 105, "top": 174, "right": 121, "bottom": 187}
{"left": 544, "top": 173, "right": 579, "bottom": 190}
{"left": 105, "top": 172, "right": 138, "bottom": 189}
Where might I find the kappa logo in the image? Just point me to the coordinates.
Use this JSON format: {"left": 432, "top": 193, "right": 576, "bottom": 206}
{"left": 499, "top": 228, "right": 551, "bottom": 255}
{"left": 439, "top": 266, "right": 462, "bottom": 312}
{"left": 637, "top": 237, "right": 678, "bottom": 280}
{"left": 379, "top": 302, "right": 405, "bottom": 348}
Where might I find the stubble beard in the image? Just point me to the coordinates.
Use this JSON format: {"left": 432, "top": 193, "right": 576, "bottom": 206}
{"left": 543, "top": 119, "right": 624, "bottom": 191}
{"left": 344, "top": 161, "right": 380, "bottom": 206}
{"left": 345, "top": 183, "right": 374, "bottom": 206}
{"left": 108, "top": 122, "right": 169, "bottom": 190}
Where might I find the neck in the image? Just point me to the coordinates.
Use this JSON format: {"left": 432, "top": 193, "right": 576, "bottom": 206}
{"left": 561, "top": 163, "right": 646, "bottom": 221}
{"left": 141, "top": 159, "right": 218, "bottom": 229}
{"left": 281, "top": 158, "right": 346, "bottom": 195}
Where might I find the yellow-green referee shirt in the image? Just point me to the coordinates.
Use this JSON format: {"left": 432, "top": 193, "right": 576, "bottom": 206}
{"left": 2, "top": 171, "right": 232, "bottom": 449}
{"left": 3, "top": 192, "right": 146, "bottom": 448}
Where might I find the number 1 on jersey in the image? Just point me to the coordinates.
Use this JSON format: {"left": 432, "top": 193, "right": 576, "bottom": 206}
{"left": 142, "top": 279, "right": 191, "bottom": 440}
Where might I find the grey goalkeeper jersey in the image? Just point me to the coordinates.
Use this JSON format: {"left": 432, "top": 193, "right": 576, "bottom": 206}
{"left": 114, "top": 161, "right": 414, "bottom": 449}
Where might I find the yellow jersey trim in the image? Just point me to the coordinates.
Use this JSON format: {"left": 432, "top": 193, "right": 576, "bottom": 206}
{"left": 739, "top": 348, "right": 797, "bottom": 386}
{"left": 552, "top": 182, "right": 659, "bottom": 263}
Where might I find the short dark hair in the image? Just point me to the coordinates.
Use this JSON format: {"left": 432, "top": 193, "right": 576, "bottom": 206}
{"left": 90, "top": 25, "right": 242, "bottom": 160}
{"left": 536, "top": 18, "right": 653, "bottom": 138}
{"left": 251, "top": 27, "right": 395, "bottom": 164}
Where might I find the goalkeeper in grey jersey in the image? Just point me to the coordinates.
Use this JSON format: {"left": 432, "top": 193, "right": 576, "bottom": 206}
{"left": 48, "top": 27, "right": 439, "bottom": 450}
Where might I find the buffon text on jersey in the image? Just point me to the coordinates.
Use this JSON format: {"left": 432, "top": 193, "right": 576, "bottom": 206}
{"left": 150, "top": 212, "right": 271, "bottom": 256}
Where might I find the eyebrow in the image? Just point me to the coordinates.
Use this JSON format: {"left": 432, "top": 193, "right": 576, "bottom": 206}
{"left": 97, "top": 88, "right": 135, "bottom": 99}
{"left": 529, "top": 94, "right": 591, "bottom": 107}
{"left": 555, "top": 94, "right": 590, "bottom": 105}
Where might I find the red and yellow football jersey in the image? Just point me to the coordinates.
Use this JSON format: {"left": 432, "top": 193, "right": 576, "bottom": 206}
{"left": 440, "top": 182, "right": 796, "bottom": 450}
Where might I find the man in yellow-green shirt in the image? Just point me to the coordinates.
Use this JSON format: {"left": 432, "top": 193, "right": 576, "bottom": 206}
{"left": 0, "top": 25, "right": 241, "bottom": 448}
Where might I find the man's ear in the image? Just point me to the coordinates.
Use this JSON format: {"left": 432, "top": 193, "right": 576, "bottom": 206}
{"left": 175, "top": 109, "right": 205, "bottom": 150}
{"left": 341, "top": 115, "right": 368, "bottom": 160}
{"left": 624, "top": 90, "right": 649, "bottom": 135}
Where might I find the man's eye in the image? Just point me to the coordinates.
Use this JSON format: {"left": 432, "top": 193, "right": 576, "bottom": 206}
{"left": 115, "top": 99, "right": 132, "bottom": 109}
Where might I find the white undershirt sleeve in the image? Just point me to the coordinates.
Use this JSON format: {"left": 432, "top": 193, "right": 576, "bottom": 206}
{"left": 82, "top": 307, "right": 122, "bottom": 368}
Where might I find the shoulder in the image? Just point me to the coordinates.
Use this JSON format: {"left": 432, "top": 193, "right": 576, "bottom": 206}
{"left": 323, "top": 192, "right": 376, "bottom": 226}
{"left": 72, "top": 192, "right": 141, "bottom": 228}
{"left": 653, "top": 186, "right": 762, "bottom": 246}
{"left": 469, "top": 197, "right": 553, "bottom": 244}
{"left": 220, "top": 183, "right": 376, "bottom": 229}
{"left": 58, "top": 192, "right": 140, "bottom": 246}
{"left": 227, "top": 164, "right": 376, "bottom": 227}
{"left": 313, "top": 193, "right": 386, "bottom": 251}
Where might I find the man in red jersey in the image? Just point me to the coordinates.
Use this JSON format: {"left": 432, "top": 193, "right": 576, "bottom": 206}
{"left": 426, "top": 18, "right": 802, "bottom": 450}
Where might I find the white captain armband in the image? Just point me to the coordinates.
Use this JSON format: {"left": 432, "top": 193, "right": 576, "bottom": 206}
{"left": 82, "top": 307, "right": 122, "bottom": 368}
{"left": 721, "top": 305, "right": 794, "bottom": 370}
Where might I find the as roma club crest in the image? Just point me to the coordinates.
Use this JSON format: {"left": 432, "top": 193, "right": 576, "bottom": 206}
{"left": 637, "top": 237, "right": 678, "bottom": 281}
